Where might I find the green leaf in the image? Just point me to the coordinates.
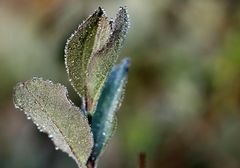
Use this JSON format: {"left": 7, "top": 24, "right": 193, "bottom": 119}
{"left": 87, "top": 7, "right": 130, "bottom": 114}
{"left": 13, "top": 78, "right": 93, "bottom": 168}
{"left": 65, "top": 6, "right": 129, "bottom": 114}
{"left": 65, "top": 7, "right": 111, "bottom": 110}
{"left": 90, "top": 58, "right": 130, "bottom": 161}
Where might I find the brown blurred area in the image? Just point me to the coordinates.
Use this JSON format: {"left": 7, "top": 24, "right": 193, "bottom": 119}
{"left": 1, "top": 0, "right": 240, "bottom": 168}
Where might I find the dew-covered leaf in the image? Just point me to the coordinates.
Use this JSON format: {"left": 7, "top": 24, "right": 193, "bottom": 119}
{"left": 87, "top": 7, "right": 130, "bottom": 114}
{"left": 65, "top": 7, "right": 111, "bottom": 105}
{"left": 13, "top": 78, "right": 93, "bottom": 168}
{"left": 89, "top": 58, "right": 130, "bottom": 161}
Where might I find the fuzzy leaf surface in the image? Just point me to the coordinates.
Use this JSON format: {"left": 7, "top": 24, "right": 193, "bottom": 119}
{"left": 90, "top": 58, "right": 130, "bottom": 161}
{"left": 65, "top": 7, "right": 111, "bottom": 107}
{"left": 87, "top": 7, "right": 130, "bottom": 114}
{"left": 13, "top": 78, "right": 93, "bottom": 168}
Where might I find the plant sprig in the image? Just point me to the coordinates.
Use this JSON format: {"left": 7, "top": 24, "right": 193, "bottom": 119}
{"left": 13, "top": 6, "right": 130, "bottom": 168}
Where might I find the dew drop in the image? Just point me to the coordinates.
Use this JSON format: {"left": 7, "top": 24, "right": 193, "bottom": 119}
{"left": 91, "top": 156, "right": 96, "bottom": 161}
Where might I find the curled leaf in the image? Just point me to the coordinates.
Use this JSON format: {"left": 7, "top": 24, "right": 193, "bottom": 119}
{"left": 65, "top": 7, "right": 111, "bottom": 108}
{"left": 65, "top": 7, "right": 129, "bottom": 114}
{"left": 13, "top": 78, "right": 93, "bottom": 168}
{"left": 89, "top": 58, "right": 130, "bottom": 162}
{"left": 86, "top": 7, "right": 130, "bottom": 114}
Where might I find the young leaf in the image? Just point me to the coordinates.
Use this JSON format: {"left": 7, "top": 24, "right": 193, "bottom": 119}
{"left": 87, "top": 7, "right": 130, "bottom": 114}
{"left": 13, "top": 78, "right": 93, "bottom": 168}
{"left": 89, "top": 58, "right": 130, "bottom": 162}
{"left": 65, "top": 7, "right": 111, "bottom": 108}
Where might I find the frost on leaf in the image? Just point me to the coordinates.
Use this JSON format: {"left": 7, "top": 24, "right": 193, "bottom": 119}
{"left": 87, "top": 7, "right": 130, "bottom": 114}
{"left": 65, "top": 7, "right": 129, "bottom": 114}
{"left": 13, "top": 78, "right": 93, "bottom": 168}
{"left": 65, "top": 7, "right": 111, "bottom": 112}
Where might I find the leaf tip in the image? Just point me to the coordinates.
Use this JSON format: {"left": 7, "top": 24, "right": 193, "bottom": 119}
{"left": 121, "top": 58, "right": 131, "bottom": 70}
{"left": 97, "top": 6, "right": 105, "bottom": 16}
{"left": 117, "top": 6, "right": 130, "bottom": 28}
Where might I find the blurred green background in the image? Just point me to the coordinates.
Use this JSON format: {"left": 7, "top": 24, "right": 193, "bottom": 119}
{"left": 1, "top": 0, "right": 240, "bottom": 168}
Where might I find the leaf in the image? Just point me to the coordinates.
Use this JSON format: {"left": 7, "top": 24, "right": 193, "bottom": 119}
{"left": 89, "top": 58, "right": 130, "bottom": 161}
{"left": 13, "top": 78, "right": 93, "bottom": 168}
{"left": 86, "top": 7, "right": 130, "bottom": 114}
{"left": 65, "top": 6, "right": 129, "bottom": 114}
{"left": 65, "top": 7, "right": 111, "bottom": 108}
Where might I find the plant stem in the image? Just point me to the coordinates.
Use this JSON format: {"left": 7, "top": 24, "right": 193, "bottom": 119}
{"left": 139, "top": 152, "right": 146, "bottom": 168}
{"left": 86, "top": 158, "right": 96, "bottom": 168}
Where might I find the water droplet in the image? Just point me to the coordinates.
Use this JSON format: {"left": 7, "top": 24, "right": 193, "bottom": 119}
{"left": 55, "top": 147, "right": 59, "bottom": 150}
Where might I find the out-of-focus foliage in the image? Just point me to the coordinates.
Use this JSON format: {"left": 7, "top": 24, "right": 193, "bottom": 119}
{"left": 91, "top": 59, "right": 130, "bottom": 162}
{"left": 1, "top": 0, "right": 240, "bottom": 168}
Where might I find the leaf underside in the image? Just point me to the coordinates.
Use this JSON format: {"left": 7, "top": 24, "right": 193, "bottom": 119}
{"left": 90, "top": 58, "right": 130, "bottom": 161}
{"left": 13, "top": 78, "right": 93, "bottom": 168}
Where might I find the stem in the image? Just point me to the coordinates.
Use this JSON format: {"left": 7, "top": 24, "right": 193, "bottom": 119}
{"left": 86, "top": 159, "right": 96, "bottom": 168}
{"left": 139, "top": 152, "right": 146, "bottom": 168}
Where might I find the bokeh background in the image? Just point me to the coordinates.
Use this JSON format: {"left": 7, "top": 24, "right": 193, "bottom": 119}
{"left": 1, "top": 0, "right": 240, "bottom": 168}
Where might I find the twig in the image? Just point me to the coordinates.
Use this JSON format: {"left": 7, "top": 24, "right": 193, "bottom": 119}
{"left": 139, "top": 152, "right": 146, "bottom": 168}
